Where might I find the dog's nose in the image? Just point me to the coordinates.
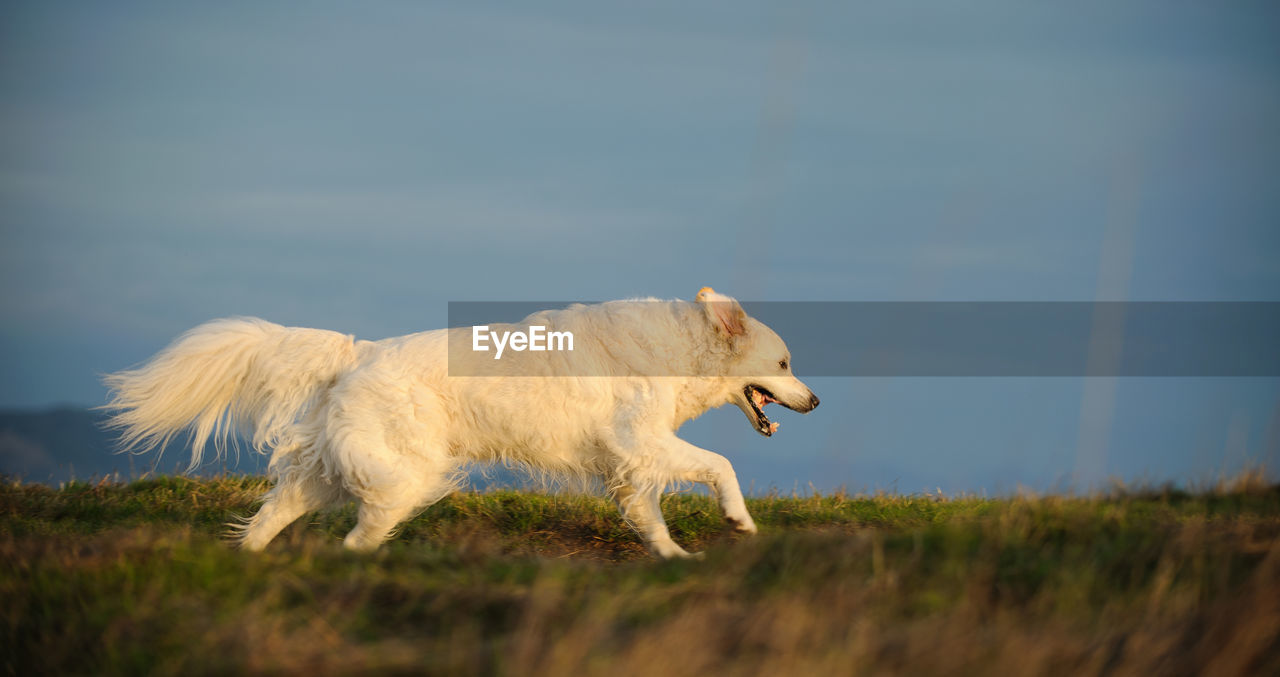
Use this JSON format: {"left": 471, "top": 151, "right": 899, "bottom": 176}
{"left": 807, "top": 392, "right": 820, "bottom": 411}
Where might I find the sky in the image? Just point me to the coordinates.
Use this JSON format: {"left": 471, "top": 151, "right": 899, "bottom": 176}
{"left": 2, "top": 1, "right": 1278, "bottom": 493}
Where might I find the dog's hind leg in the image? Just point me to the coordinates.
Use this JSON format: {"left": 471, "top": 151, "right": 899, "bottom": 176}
{"left": 239, "top": 468, "right": 345, "bottom": 551}
{"left": 342, "top": 473, "right": 457, "bottom": 551}
{"left": 342, "top": 500, "right": 425, "bottom": 552}
{"left": 340, "top": 457, "right": 461, "bottom": 552}
{"left": 323, "top": 370, "right": 466, "bottom": 551}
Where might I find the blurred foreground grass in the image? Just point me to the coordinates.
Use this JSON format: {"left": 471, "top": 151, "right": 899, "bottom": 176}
{"left": 3, "top": 473, "right": 1279, "bottom": 675}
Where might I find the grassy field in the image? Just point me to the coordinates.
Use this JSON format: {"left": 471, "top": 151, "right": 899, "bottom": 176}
{"left": 3, "top": 474, "right": 1279, "bottom": 676}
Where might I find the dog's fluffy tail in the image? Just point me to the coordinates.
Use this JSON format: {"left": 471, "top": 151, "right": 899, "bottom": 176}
{"left": 102, "top": 317, "right": 364, "bottom": 470}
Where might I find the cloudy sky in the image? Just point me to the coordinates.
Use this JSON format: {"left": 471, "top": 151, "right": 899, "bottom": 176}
{"left": 2, "top": 1, "right": 1277, "bottom": 492}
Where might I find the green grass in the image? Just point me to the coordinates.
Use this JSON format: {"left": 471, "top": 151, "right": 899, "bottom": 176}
{"left": 3, "top": 474, "right": 1279, "bottom": 675}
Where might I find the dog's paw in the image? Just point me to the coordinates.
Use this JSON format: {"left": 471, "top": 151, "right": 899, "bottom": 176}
{"left": 726, "top": 515, "right": 758, "bottom": 535}
{"left": 650, "top": 539, "right": 701, "bottom": 560}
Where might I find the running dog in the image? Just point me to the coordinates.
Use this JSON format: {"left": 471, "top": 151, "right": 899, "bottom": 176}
{"left": 104, "top": 288, "right": 819, "bottom": 558}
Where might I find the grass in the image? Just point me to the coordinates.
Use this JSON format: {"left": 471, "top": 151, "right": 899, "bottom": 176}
{"left": 3, "top": 473, "right": 1279, "bottom": 675}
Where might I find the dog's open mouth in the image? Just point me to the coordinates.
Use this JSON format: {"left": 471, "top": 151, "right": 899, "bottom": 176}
{"left": 745, "top": 385, "right": 780, "bottom": 437}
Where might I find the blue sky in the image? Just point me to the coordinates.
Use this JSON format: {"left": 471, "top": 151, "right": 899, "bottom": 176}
{"left": 2, "top": 2, "right": 1277, "bottom": 492}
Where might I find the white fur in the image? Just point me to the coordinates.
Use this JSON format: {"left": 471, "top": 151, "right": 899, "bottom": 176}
{"left": 103, "top": 289, "right": 818, "bottom": 558}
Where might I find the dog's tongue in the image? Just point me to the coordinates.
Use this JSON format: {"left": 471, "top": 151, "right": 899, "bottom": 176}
{"left": 751, "top": 389, "right": 777, "bottom": 407}
{"left": 769, "top": 421, "right": 779, "bottom": 433}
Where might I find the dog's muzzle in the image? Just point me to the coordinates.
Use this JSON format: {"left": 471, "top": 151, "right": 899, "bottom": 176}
{"left": 744, "top": 386, "right": 820, "bottom": 437}
{"left": 790, "top": 392, "right": 820, "bottom": 413}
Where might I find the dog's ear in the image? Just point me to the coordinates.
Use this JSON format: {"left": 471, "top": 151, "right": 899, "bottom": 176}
{"left": 696, "top": 287, "right": 747, "bottom": 338}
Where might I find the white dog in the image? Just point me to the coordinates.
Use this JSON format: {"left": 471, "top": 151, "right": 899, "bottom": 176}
{"left": 103, "top": 288, "right": 819, "bottom": 558}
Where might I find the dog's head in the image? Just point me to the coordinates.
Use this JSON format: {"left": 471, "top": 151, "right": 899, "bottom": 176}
{"left": 696, "top": 287, "right": 820, "bottom": 437}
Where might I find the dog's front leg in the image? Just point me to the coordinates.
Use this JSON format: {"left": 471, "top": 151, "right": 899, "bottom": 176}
{"left": 610, "top": 482, "right": 698, "bottom": 559}
{"left": 659, "top": 437, "right": 757, "bottom": 535}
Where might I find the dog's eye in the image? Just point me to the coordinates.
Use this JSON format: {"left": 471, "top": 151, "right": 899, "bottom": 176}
{"left": 778, "top": 359, "right": 788, "bottom": 370}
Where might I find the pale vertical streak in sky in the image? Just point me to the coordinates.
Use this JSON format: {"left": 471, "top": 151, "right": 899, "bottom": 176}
{"left": 1073, "top": 155, "right": 1140, "bottom": 488}
{"left": 731, "top": 3, "right": 808, "bottom": 299}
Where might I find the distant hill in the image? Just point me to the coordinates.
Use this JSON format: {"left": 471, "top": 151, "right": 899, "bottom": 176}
{"left": 0, "top": 407, "right": 526, "bottom": 488}
{"left": 0, "top": 407, "right": 268, "bottom": 484}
